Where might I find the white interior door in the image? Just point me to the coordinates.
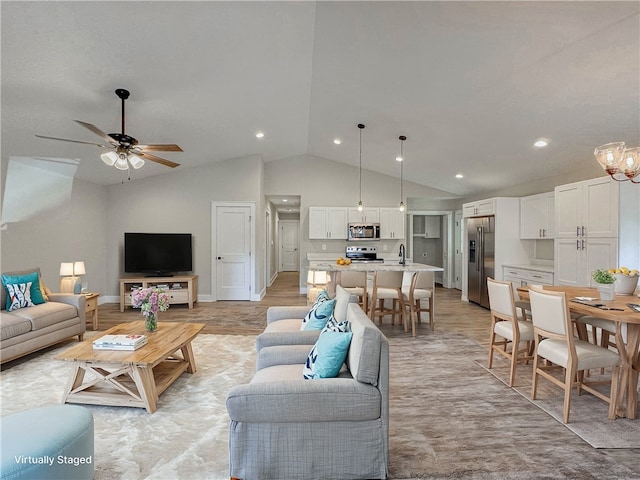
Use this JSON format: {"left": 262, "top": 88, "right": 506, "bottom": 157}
{"left": 280, "top": 220, "right": 299, "bottom": 272}
{"left": 215, "top": 205, "right": 252, "bottom": 300}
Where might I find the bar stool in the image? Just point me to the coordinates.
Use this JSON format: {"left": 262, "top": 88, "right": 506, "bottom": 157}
{"left": 368, "top": 271, "right": 405, "bottom": 329}
{"left": 401, "top": 271, "right": 435, "bottom": 337}
{"left": 337, "top": 271, "right": 368, "bottom": 313}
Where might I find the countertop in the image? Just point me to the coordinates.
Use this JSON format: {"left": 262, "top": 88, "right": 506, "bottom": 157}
{"left": 502, "top": 264, "right": 554, "bottom": 274}
{"left": 308, "top": 261, "right": 444, "bottom": 272}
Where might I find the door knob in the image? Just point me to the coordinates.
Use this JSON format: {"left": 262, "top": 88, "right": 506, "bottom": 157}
{"left": 217, "top": 256, "right": 222, "bottom": 260}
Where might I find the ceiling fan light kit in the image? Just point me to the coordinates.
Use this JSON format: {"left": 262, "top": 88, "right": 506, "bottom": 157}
{"left": 36, "top": 88, "right": 182, "bottom": 174}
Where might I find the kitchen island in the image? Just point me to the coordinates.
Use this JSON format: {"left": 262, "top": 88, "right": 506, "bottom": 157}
{"left": 308, "top": 261, "right": 444, "bottom": 296}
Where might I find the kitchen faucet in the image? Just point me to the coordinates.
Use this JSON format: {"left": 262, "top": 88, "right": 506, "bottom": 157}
{"left": 399, "top": 244, "right": 406, "bottom": 265}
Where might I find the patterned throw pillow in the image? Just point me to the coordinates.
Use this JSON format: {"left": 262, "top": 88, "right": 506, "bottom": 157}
{"left": 303, "top": 299, "right": 336, "bottom": 331}
{"left": 321, "top": 315, "right": 351, "bottom": 334}
{"left": 6, "top": 282, "right": 35, "bottom": 311}
{"left": 2, "top": 271, "right": 46, "bottom": 309}
{"left": 303, "top": 329, "right": 353, "bottom": 380}
{"left": 299, "top": 289, "right": 331, "bottom": 330}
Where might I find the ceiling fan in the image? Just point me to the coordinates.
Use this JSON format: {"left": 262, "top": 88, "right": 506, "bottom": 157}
{"left": 36, "top": 88, "right": 182, "bottom": 170}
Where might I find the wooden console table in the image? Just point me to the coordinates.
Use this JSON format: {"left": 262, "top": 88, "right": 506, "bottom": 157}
{"left": 119, "top": 275, "right": 198, "bottom": 312}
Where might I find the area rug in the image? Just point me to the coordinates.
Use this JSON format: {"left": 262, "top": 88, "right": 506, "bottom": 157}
{"left": 2, "top": 332, "right": 639, "bottom": 480}
{"left": 476, "top": 357, "right": 640, "bottom": 449}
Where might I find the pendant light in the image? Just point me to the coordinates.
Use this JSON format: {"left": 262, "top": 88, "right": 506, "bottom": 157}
{"left": 397, "top": 135, "right": 406, "bottom": 212}
{"left": 357, "top": 124, "right": 365, "bottom": 211}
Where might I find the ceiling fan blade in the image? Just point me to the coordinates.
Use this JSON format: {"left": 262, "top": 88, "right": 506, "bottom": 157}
{"left": 137, "top": 151, "right": 180, "bottom": 168}
{"left": 35, "top": 134, "right": 110, "bottom": 148}
{"left": 73, "top": 120, "right": 118, "bottom": 145}
{"left": 136, "top": 144, "right": 183, "bottom": 152}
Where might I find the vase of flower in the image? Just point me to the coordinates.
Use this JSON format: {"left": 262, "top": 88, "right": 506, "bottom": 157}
{"left": 145, "top": 312, "right": 158, "bottom": 332}
{"left": 131, "top": 286, "right": 170, "bottom": 332}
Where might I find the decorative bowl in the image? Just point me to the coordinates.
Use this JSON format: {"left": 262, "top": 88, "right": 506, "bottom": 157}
{"left": 615, "top": 273, "right": 639, "bottom": 295}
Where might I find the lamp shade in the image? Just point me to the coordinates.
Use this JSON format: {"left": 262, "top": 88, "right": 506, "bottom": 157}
{"left": 594, "top": 142, "right": 625, "bottom": 174}
{"left": 621, "top": 147, "right": 640, "bottom": 179}
{"left": 307, "top": 270, "right": 328, "bottom": 285}
{"left": 60, "top": 262, "right": 74, "bottom": 276}
{"left": 128, "top": 154, "right": 145, "bottom": 170}
{"left": 73, "top": 261, "right": 86, "bottom": 276}
{"left": 100, "top": 151, "right": 118, "bottom": 166}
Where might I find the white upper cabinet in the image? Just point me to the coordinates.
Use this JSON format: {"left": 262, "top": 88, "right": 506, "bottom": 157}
{"left": 379, "top": 208, "right": 405, "bottom": 239}
{"left": 308, "top": 207, "right": 348, "bottom": 239}
{"left": 462, "top": 198, "right": 496, "bottom": 217}
{"left": 520, "top": 192, "right": 555, "bottom": 239}
{"left": 347, "top": 208, "right": 380, "bottom": 224}
{"left": 555, "top": 177, "right": 619, "bottom": 238}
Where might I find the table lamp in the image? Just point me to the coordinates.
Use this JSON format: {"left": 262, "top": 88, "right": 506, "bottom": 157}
{"left": 306, "top": 270, "right": 328, "bottom": 303}
{"left": 60, "top": 261, "right": 86, "bottom": 294}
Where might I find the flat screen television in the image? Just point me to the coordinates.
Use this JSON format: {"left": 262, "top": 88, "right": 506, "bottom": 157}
{"left": 124, "top": 233, "right": 193, "bottom": 276}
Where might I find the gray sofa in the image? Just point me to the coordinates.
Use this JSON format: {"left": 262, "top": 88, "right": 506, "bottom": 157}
{"left": 226, "top": 302, "right": 389, "bottom": 480}
{"left": 1, "top": 268, "right": 86, "bottom": 364}
{"left": 255, "top": 286, "right": 357, "bottom": 352}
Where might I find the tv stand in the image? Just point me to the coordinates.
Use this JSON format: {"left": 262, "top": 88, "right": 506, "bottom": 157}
{"left": 119, "top": 275, "right": 198, "bottom": 312}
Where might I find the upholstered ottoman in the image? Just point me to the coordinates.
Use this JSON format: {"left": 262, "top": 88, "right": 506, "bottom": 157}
{"left": 1, "top": 405, "right": 94, "bottom": 480}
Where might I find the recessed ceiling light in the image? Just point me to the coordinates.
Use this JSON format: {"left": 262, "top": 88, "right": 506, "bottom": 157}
{"left": 396, "top": 156, "right": 403, "bottom": 162}
{"left": 534, "top": 138, "right": 549, "bottom": 148}
{"left": 333, "top": 138, "right": 341, "bottom": 145}
{"left": 255, "top": 131, "right": 265, "bottom": 139}
{"left": 282, "top": 199, "right": 288, "bottom": 202}
{"left": 456, "top": 174, "right": 464, "bottom": 179}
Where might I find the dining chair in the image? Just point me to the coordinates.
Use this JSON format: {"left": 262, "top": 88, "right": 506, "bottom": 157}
{"left": 486, "top": 278, "right": 534, "bottom": 387}
{"left": 528, "top": 287, "right": 621, "bottom": 423}
{"left": 337, "top": 271, "right": 368, "bottom": 313}
{"left": 368, "top": 271, "right": 406, "bottom": 329}
{"left": 399, "top": 271, "right": 435, "bottom": 337}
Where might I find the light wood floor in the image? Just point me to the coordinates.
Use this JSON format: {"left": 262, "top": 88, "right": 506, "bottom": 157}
{"left": 96, "top": 272, "right": 492, "bottom": 342}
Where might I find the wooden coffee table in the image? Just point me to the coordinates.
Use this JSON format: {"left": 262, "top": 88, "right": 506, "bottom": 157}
{"left": 55, "top": 321, "right": 205, "bottom": 413}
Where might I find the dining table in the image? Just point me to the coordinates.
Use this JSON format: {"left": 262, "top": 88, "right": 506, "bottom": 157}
{"left": 517, "top": 285, "right": 640, "bottom": 419}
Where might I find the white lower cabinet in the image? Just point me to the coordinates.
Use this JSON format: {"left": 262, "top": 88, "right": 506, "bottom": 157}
{"left": 503, "top": 267, "right": 554, "bottom": 290}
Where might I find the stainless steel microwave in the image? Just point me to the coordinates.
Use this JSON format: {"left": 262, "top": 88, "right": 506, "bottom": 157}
{"left": 348, "top": 223, "right": 381, "bottom": 241}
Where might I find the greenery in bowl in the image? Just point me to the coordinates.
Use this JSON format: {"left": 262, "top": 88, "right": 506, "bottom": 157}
{"left": 593, "top": 269, "right": 615, "bottom": 284}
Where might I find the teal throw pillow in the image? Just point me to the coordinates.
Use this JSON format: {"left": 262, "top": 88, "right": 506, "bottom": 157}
{"left": 303, "top": 299, "right": 336, "bottom": 330}
{"left": 303, "top": 330, "right": 353, "bottom": 379}
{"left": 2, "top": 272, "right": 46, "bottom": 309}
{"left": 300, "top": 289, "right": 331, "bottom": 330}
{"left": 6, "top": 282, "right": 35, "bottom": 311}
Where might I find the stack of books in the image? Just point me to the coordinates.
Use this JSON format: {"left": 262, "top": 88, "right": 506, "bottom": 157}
{"left": 93, "top": 334, "right": 148, "bottom": 351}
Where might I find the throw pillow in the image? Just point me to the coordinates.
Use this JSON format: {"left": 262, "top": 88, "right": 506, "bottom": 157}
{"left": 303, "top": 330, "right": 353, "bottom": 379}
{"left": 2, "top": 271, "right": 46, "bottom": 309}
{"left": 303, "top": 299, "right": 336, "bottom": 330}
{"left": 333, "top": 285, "right": 352, "bottom": 323}
{"left": 300, "top": 289, "right": 331, "bottom": 330}
{"left": 6, "top": 282, "right": 35, "bottom": 311}
{"left": 322, "top": 315, "right": 351, "bottom": 334}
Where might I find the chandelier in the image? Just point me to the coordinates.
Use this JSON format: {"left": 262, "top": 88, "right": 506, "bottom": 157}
{"left": 594, "top": 142, "right": 640, "bottom": 183}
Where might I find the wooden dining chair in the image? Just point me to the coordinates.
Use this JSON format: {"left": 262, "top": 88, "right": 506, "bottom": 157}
{"left": 368, "top": 271, "right": 405, "bottom": 329}
{"left": 528, "top": 287, "right": 621, "bottom": 423}
{"left": 337, "top": 271, "right": 368, "bottom": 313}
{"left": 399, "top": 271, "right": 435, "bottom": 337}
{"left": 486, "top": 278, "right": 534, "bottom": 387}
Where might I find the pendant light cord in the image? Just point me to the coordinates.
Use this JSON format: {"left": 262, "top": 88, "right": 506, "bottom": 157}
{"left": 358, "top": 124, "right": 365, "bottom": 207}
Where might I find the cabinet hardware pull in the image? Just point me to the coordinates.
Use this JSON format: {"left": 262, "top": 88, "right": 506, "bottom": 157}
{"left": 576, "top": 226, "right": 580, "bottom": 237}
{"left": 576, "top": 239, "right": 580, "bottom": 250}
{"left": 582, "top": 239, "right": 585, "bottom": 250}
{"left": 582, "top": 226, "right": 586, "bottom": 236}
{"left": 542, "top": 229, "right": 546, "bottom": 237}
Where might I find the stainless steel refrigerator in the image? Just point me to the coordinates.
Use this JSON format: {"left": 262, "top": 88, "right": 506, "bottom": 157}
{"left": 467, "top": 216, "right": 495, "bottom": 308}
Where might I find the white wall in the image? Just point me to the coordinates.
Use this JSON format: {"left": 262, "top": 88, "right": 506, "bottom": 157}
{"left": 0, "top": 178, "right": 108, "bottom": 293}
{"left": 105, "top": 155, "right": 264, "bottom": 299}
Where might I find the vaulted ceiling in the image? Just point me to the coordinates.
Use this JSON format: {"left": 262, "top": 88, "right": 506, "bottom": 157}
{"left": 2, "top": 1, "right": 638, "bottom": 196}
